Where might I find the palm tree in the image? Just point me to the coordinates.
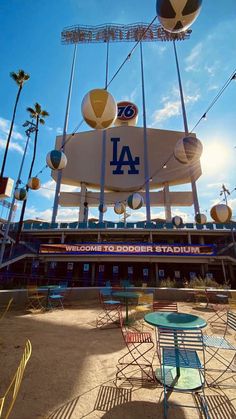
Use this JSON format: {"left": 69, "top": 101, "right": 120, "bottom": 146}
{"left": 0, "top": 70, "right": 30, "bottom": 178}
{"left": 16, "top": 103, "right": 49, "bottom": 243}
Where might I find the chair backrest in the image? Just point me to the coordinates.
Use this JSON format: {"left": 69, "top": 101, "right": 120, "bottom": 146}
{"left": 137, "top": 293, "right": 153, "bottom": 306}
{"left": 228, "top": 298, "right": 236, "bottom": 311}
{"left": 59, "top": 281, "right": 68, "bottom": 289}
{"left": 158, "top": 328, "right": 204, "bottom": 352}
{"left": 0, "top": 298, "right": 13, "bottom": 321}
{"left": 227, "top": 311, "right": 236, "bottom": 332}
{"left": 153, "top": 301, "right": 178, "bottom": 312}
{"left": 0, "top": 340, "right": 32, "bottom": 419}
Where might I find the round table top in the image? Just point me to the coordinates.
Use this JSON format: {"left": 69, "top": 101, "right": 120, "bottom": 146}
{"left": 113, "top": 291, "right": 140, "bottom": 299}
{"left": 144, "top": 311, "right": 207, "bottom": 330}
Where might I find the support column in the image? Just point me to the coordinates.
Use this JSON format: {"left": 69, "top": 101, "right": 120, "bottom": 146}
{"left": 187, "top": 232, "right": 191, "bottom": 244}
{"left": 79, "top": 182, "right": 87, "bottom": 222}
{"left": 155, "top": 263, "right": 159, "bottom": 287}
{"left": 91, "top": 263, "right": 96, "bottom": 286}
{"left": 164, "top": 183, "right": 171, "bottom": 222}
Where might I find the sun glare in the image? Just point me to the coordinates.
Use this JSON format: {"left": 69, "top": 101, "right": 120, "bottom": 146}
{"left": 200, "top": 143, "right": 230, "bottom": 175}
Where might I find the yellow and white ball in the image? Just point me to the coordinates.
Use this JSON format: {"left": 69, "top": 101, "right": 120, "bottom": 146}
{"left": 27, "top": 177, "right": 41, "bottom": 190}
{"left": 210, "top": 204, "right": 232, "bottom": 223}
{"left": 81, "top": 89, "right": 117, "bottom": 130}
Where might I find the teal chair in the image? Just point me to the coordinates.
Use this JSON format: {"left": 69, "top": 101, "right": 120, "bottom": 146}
{"left": 32, "top": 223, "right": 41, "bottom": 230}
{"left": 117, "top": 222, "right": 125, "bottom": 228}
{"left": 205, "top": 223, "right": 214, "bottom": 230}
{"left": 88, "top": 221, "right": 97, "bottom": 228}
{"left": 185, "top": 223, "right": 194, "bottom": 229}
{"left": 224, "top": 223, "right": 232, "bottom": 230}
{"left": 145, "top": 222, "right": 155, "bottom": 229}
{"left": 106, "top": 221, "right": 115, "bottom": 228}
{"left": 165, "top": 222, "right": 173, "bottom": 229}
{"left": 60, "top": 222, "right": 68, "bottom": 229}
{"left": 41, "top": 222, "right": 50, "bottom": 229}
{"left": 156, "top": 222, "right": 165, "bottom": 229}
{"left": 78, "top": 222, "right": 87, "bottom": 229}
{"left": 136, "top": 221, "right": 145, "bottom": 228}
{"left": 69, "top": 222, "right": 78, "bottom": 228}
{"left": 48, "top": 287, "right": 64, "bottom": 310}
{"left": 96, "top": 222, "right": 105, "bottom": 229}
{"left": 126, "top": 222, "right": 134, "bottom": 228}
{"left": 196, "top": 224, "right": 203, "bottom": 230}
{"left": 23, "top": 223, "right": 32, "bottom": 230}
{"left": 50, "top": 222, "right": 58, "bottom": 229}
{"left": 215, "top": 223, "right": 224, "bottom": 229}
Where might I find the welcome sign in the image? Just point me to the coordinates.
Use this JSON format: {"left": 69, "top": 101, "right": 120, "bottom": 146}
{"left": 40, "top": 243, "right": 216, "bottom": 257}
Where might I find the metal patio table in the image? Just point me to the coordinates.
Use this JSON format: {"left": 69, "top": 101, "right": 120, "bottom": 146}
{"left": 144, "top": 311, "right": 207, "bottom": 390}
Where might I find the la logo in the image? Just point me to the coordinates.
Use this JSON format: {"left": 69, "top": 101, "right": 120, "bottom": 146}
{"left": 110, "top": 137, "right": 140, "bottom": 175}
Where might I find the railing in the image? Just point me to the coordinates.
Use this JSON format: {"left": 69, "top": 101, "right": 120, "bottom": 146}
{"left": 2, "top": 220, "right": 236, "bottom": 232}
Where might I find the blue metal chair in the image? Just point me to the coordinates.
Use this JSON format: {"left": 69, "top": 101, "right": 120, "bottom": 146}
{"left": 48, "top": 287, "right": 65, "bottom": 310}
{"left": 96, "top": 289, "right": 121, "bottom": 328}
{"left": 136, "top": 221, "right": 145, "bottom": 228}
{"left": 156, "top": 222, "right": 165, "bottom": 229}
{"left": 204, "top": 310, "right": 236, "bottom": 387}
{"left": 165, "top": 222, "right": 173, "bottom": 229}
{"left": 68, "top": 222, "right": 77, "bottom": 228}
{"left": 157, "top": 328, "right": 209, "bottom": 418}
{"left": 78, "top": 222, "right": 87, "bottom": 228}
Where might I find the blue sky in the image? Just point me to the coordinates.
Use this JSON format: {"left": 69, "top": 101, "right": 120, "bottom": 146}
{"left": 0, "top": 0, "right": 235, "bottom": 223}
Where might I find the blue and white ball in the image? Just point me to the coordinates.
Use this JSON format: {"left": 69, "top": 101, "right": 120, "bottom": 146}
{"left": 14, "top": 188, "right": 27, "bottom": 201}
{"left": 114, "top": 202, "right": 125, "bottom": 215}
{"left": 46, "top": 150, "right": 67, "bottom": 170}
{"left": 156, "top": 0, "right": 202, "bottom": 33}
{"left": 98, "top": 203, "right": 107, "bottom": 213}
{"left": 195, "top": 213, "right": 207, "bottom": 224}
{"left": 172, "top": 215, "right": 183, "bottom": 227}
{"left": 127, "top": 193, "right": 144, "bottom": 210}
{"left": 174, "top": 136, "right": 203, "bottom": 164}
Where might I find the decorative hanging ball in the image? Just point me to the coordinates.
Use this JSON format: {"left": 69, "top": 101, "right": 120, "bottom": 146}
{"left": 46, "top": 150, "right": 67, "bottom": 170}
{"left": 210, "top": 204, "right": 232, "bottom": 223}
{"left": 27, "top": 177, "right": 41, "bottom": 190}
{"left": 172, "top": 215, "right": 183, "bottom": 227}
{"left": 156, "top": 0, "right": 202, "bottom": 33}
{"left": 174, "top": 136, "right": 203, "bottom": 164}
{"left": 127, "top": 193, "right": 144, "bottom": 210}
{"left": 14, "top": 188, "right": 27, "bottom": 201}
{"left": 195, "top": 213, "right": 207, "bottom": 224}
{"left": 98, "top": 203, "right": 107, "bottom": 213}
{"left": 81, "top": 89, "right": 117, "bottom": 130}
{"left": 114, "top": 201, "right": 125, "bottom": 215}
{"left": 114, "top": 101, "right": 138, "bottom": 127}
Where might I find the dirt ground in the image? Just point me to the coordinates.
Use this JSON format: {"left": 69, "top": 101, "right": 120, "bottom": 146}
{"left": 0, "top": 299, "right": 236, "bottom": 419}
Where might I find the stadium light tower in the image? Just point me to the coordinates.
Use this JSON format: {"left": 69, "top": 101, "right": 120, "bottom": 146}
{"left": 51, "top": 23, "right": 191, "bottom": 223}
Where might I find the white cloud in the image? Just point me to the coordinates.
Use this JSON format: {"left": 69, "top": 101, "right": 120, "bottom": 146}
{"left": 25, "top": 206, "right": 79, "bottom": 222}
{"left": 0, "top": 117, "right": 24, "bottom": 155}
{"left": 185, "top": 42, "right": 203, "bottom": 72}
{"left": 56, "top": 127, "right": 63, "bottom": 135}
{"left": 38, "top": 179, "right": 79, "bottom": 200}
{"left": 151, "top": 87, "right": 200, "bottom": 125}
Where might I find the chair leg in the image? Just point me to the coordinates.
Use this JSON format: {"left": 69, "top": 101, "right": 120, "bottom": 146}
{"left": 116, "top": 341, "right": 155, "bottom": 383}
{"left": 96, "top": 304, "right": 120, "bottom": 329}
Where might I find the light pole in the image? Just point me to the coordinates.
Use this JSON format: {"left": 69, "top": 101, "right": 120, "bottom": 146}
{"left": 0, "top": 121, "right": 37, "bottom": 267}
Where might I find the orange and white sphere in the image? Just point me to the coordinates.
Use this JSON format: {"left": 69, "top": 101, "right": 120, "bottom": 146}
{"left": 210, "top": 204, "right": 232, "bottom": 223}
{"left": 27, "top": 177, "right": 41, "bottom": 190}
{"left": 81, "top": 89, "right": 117, "bottom": 130}
{"left": 114, "top": 201, "right": 125, "bottom": 215}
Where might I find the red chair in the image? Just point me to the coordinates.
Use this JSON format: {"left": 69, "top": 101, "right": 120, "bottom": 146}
{"left": 116, "top": 309, "right": 155, "bottom": 384}
{"left": 153, "top": 300, "right": 178, "bottom": 312}
{"left": 96, "top": 290, "right": 121, "bottom": 329}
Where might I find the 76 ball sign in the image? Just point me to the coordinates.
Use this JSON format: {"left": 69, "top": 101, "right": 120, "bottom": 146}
{"left": 115, "top": 101, "right": 138, "bottom": 126}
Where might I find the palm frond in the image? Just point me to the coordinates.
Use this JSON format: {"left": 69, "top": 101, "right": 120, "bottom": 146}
{"left": 10, "top": 69, "right": 30, "bottom": 86}
{"left": 41, "top": 110, "right": 49, "bottom": 117}
{"left": 35, "top": 103, "right": 41, "bottom": 114}
{"left": 39, "top": 118, "right": 45, "bottom": 125}
{"left": 26, "top": 107, "right": 35, "bottom": 115}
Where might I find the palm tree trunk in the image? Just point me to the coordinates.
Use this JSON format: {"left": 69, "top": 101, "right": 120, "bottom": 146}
{"left": 0, "top": 86, "right": 22, "bottom": 178}
{"left": 16, "top": 117, "right": 39, "bottom": 243}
